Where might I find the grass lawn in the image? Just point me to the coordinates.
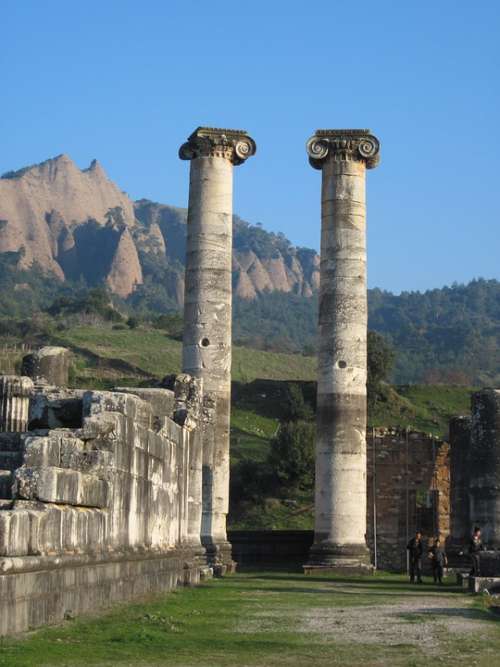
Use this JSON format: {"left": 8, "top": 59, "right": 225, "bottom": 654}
{"left": 1, "top": 571, "right": 499, "bottom": 667}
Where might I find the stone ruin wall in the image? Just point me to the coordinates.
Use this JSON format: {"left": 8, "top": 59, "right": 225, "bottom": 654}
{"left": 449, "top": 389, "right": 500, "bottom": 553}
{"left": 0, "top": 372, "right": 209, "bottom": 636}
{"left": 366, "top": 429, "right": 450, "bottom": 572}
{"left": 230, "top": 428, "right": 451, "bottom": 574}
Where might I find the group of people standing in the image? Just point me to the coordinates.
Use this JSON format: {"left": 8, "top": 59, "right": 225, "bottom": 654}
{"left": 406, "top": 532, "right": 447, "bottom": 584}
{"left": 406, "top": 527, "right": 485, "bottom": 584}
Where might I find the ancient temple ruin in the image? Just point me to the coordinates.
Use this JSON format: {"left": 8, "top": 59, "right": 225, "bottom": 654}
{"left": 2, "top": 124, "right": 500, "bottom": 638}
{"left": 0, "top": 349, "right": 209, "bottom": 635}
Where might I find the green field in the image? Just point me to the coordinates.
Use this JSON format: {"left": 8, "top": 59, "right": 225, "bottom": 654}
{"left": 52, "top": 325, "right": 471, "bottom": 436}
{"left": 1, "top": 572, "right": 499, "bottom": 667}
{"left": 54, "top": 325, "right": 317, "bottom": 385}
{"left": 0, "top": 324, "right": 472, "bottom": 439}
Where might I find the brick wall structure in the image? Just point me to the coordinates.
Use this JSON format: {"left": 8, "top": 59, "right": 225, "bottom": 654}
{"left": 366, "top": 428, "right": 450, "bottom": 572}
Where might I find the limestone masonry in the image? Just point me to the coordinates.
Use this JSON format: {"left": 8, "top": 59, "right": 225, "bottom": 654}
{"left": 0, "top": 355, "right": 209, "bottom": 635}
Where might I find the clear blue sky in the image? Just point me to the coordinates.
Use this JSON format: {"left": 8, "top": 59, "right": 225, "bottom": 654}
{"left": 2, "top": 1, "right": 499, "bottom": 293}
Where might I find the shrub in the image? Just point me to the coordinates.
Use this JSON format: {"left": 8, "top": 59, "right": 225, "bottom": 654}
{"left": 268, "top": 420, "right": 315, "bottom": 492}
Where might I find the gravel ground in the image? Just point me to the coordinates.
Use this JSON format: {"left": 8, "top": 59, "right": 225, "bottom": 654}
{"left": 301, "top": 593, "right": 496, "bottom": 651}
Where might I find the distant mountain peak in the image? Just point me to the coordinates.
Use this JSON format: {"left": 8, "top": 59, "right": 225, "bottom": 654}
{"left": 84, "top": 158, "right": 107, "bottom": 178}
{"left": 0, "top": 154, "right": 320, "bottom": 304}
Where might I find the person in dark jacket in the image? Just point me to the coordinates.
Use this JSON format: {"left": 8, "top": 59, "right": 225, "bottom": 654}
{"left": 407, "top": 531, "right": 424, "bottom": 583}
{"left": 469, "top": 526, "right": 484, "bottom": 576}
{"left": 428, "top": 537, "right": 447, "bottom": 584}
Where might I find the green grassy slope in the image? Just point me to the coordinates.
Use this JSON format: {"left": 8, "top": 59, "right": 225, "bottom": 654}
{"left": 52, "top": 325, "right": 316, "bottom": 385}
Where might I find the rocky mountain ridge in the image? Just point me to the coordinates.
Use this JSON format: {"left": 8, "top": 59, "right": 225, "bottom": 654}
{"left": 0, "top": 155, "right": 319, "bottom": 303}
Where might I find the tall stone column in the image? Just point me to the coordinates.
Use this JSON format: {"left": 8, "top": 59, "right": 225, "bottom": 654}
{"left": 179, "top": 127, "right": 256, "bottom": 570}
{"left": 305, "top": 129, "right": 380, "bottom": 571}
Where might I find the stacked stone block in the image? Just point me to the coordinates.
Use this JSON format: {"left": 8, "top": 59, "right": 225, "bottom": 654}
{"left": 0, "top": 379, "right": 206, "bottom": 635}
{"left": 22, "top": 346, "right": 71, "bottom": 387}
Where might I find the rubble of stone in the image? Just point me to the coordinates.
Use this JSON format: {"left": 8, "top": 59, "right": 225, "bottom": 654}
{"left": 0, "top": 372, "right": 209, "bottom": 636}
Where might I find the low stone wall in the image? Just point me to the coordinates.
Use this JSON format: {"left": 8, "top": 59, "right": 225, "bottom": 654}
{"left": 229, "top": 530, "right": 313, "bottom": 568}
{"left": 0, "top": 550, "right": 201, "bottom": 636}
{"left": 0, "top": 377, "right": 207, "bottom": 635}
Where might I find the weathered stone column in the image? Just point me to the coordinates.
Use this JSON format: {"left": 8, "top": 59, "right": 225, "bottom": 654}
{"left": 0, "top": 376, "right": 34, "bottom": 432}
{"left": 179, "top": 127, "right": 256, "bottom": 570}
{"left": 469, "top": 390, "right": 500, "bottom": 548}
{"left": 22, "top": 346, "right": 70, "bottom": 386}
{"left": 305, "top": 130, "right": 380, "bottom": 571}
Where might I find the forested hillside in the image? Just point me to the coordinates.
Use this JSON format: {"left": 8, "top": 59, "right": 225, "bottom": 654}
{"left": 0, "top": 155, "right": 499, "bottom": 385}
{"left": 0, "top": 248, "right": 498, "bottom": 385}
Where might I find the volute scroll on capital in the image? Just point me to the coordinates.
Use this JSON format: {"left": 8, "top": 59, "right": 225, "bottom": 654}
{"left": 179, "top": 126, "right": 256, "bottom": 166}
{"left": 306, "top": 129, "right": 380, "bottom": 170}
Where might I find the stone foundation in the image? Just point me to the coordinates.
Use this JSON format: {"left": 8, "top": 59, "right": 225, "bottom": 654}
{"left": 0, "top": 549, "right": 202, "bottom": 636}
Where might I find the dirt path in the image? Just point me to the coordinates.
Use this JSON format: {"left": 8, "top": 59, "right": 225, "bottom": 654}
{"left": 301, "top": 584, "right": 496, "bottom": 652}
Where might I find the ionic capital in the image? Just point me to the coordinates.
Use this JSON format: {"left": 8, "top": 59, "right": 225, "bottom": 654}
{"left": 306, "top": 129, "right": 380, "bottom": 170}
{"left": 179, "top": 127, "right": 256, "bottom": 166}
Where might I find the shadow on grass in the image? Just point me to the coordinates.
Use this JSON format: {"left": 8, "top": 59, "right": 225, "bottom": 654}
{"left": 234, "top": 571, "right": 463, "bottom": 595}
{"left": 397, "top": 606, "right": 500, "bottom": 624}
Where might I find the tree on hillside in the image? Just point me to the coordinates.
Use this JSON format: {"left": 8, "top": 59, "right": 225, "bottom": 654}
{"left": 46, "top": 287, "right": 123, "bottom": 323}
{"left": 367, "top": 331, "right": 395, "bottom": 405}
{"left": 282, "top": 383, "right": 313, "bottom": 422}
{"left": 268, "top": 420, "right": 315, "bottom": 491}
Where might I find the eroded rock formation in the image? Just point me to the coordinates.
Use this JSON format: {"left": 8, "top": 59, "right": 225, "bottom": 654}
{"left": 0, "top": 155, "right": 319, "bottom": 302}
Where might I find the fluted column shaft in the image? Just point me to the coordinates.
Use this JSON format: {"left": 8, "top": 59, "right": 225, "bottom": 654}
{"left": 0, "top": 376, "right": 34, "bottom": 432}
{"left": 179, "top": 127, "right": 256, "bottom": 568}
{"left": 306, "top": 130, "right": 380, "bottom": 569}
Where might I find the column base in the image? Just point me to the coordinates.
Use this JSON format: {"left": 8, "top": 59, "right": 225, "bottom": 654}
{"left": 304, "top": 541, "right": 373, "bottom": 575}
{"left": 202, "top": 538, "right": 237, "bottom": 576}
